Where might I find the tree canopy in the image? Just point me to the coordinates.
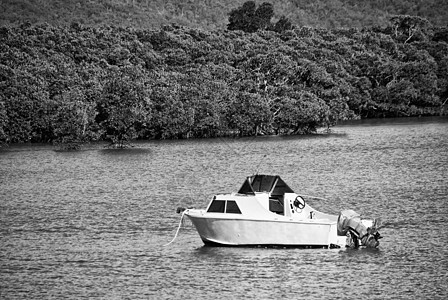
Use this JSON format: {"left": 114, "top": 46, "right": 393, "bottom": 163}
{"left": 0, "top": 0, "right": 447, "bottom": 148}
{"left": 1, "top": 0, "right": 447, "bottom": 30}
{"left": 1, "top": 16, "right": 447, "bottom": 148}
{"left": 227, "top": 1, "right": 292, "bottom": 33}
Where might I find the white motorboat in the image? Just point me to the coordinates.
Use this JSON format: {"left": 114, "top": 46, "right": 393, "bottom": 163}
{"left": 183, "top": 175, "right": 381, "bottom": 248}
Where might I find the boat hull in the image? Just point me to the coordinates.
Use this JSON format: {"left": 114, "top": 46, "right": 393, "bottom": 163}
{"left": 186, "top": 212, "right": 346, "bottom": 248}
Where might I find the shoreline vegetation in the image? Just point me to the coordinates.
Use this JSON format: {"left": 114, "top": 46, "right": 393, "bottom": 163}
{"left": 0, "top": 1, "right": 447, "bottom": 149}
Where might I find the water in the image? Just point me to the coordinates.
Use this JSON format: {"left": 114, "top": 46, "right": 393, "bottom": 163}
{"left": 1, "top": 117, "right": 447, "bottom": 299}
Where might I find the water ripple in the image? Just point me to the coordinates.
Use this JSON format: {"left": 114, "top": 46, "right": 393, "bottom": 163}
{"left": 1, "top": 117, "right": 447, "bottom": 299}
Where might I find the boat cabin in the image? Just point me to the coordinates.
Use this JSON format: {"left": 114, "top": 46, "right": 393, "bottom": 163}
{"left": 206, "top": 175, "right": 313, "bottom": 219}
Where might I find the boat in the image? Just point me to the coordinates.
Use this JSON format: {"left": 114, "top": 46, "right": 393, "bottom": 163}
{"left": 182, "top": 174, "right": 382, "bottom": 248}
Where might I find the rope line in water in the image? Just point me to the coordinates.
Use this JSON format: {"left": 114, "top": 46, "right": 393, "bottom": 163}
{"left": 163, "top": 210, "right": 187, "bottom": 247}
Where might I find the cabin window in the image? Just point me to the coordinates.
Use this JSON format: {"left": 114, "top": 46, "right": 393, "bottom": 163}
{"left": 207, "top": 200, "right": 225, "bottom": 213}
{"left": 226, "top": 200, "right": 242, "bottom": 214}
{"left": 207, "top": 200, "right": 242, "bottom": 214}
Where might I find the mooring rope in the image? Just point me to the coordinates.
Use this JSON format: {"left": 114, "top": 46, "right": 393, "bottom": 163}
{"left": 163, "top": 210, "right": 187, "bottom": 247}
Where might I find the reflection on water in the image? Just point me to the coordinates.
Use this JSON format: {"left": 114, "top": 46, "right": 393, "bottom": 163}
{"left": 1, "top": 117, "right": 447, "bottom": 299}
{"left": 99, "top": 147, "right": 153, "bottom": 155}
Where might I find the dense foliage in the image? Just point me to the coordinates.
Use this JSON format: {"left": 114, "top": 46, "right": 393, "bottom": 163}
{"left": 1, "top": 0, "right": 447, "bottom": 30}
{"left": 0, "top": 15, "right": 447, "bottom": 146}
{"left": 228, "top": 1, "right": 292, "bottom": 33}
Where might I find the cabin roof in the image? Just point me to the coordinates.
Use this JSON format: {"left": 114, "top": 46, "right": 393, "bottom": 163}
{"left": 238, "top": 175, "right": 294, "bottom": 196}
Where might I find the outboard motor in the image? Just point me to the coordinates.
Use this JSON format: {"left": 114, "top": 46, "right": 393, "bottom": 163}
{"left": 337, "top": 210, "right": 382, "bottom": 248}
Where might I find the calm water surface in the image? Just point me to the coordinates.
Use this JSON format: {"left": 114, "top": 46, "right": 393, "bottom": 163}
{"left": 1, "top": 117, "right": 447, "bottom": 299}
